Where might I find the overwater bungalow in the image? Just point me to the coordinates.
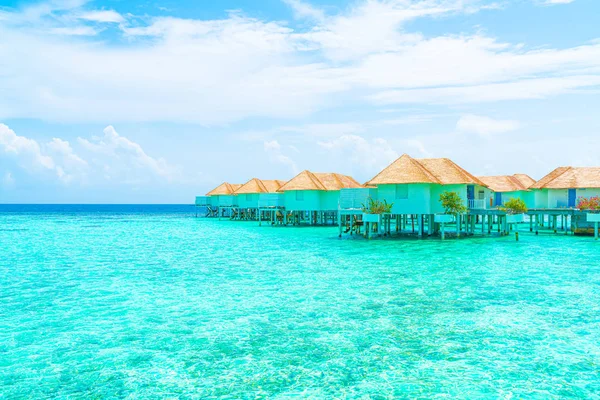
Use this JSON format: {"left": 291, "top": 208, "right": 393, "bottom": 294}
{"left": 363, "top": 154, "right": 488, "bottom": 236}
{"left": 234, "top": 178, "right": 286, "bottom": 221}
{"left": 530, "top": 167, "right": 600, "bottom": 209}
{"left": 277, "top": 170, "right": 363, "bottom": 225}
{"left": 477, "top": 174, "right": 536, "bottom": 209}
{"left": 206, "top": 182, "right": 242, "bottom": 217}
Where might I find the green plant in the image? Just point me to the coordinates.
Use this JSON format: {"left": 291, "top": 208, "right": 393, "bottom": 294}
{"left": 500, "top": 197, "right": 528, "bottom": 214}
{"left": 361, "top": 197, "right": 393, "bottom": 214}
{"left": 439, "top": 191, "right": 467, "bottom": 214}
{"left": 577, "top": 196, "right": 600, "bottom": 210}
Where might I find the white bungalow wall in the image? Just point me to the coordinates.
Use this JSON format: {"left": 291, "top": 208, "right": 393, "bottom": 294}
{"left": 377, "top": 183, "right": 486, "bottom": 215}
{"left": 283, "top": 190, "right": 322, "bottom": 211}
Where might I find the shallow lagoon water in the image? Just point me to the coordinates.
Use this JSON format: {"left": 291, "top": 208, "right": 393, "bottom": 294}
{"left": 1, "top": 206, "right": 599, "bottom": 398}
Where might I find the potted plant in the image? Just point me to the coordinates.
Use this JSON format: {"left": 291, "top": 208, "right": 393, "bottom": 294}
{"left": 361, "top": 197, "right": 393, "bottom": 223}
{"left": 501, "top": 197, "right": 527, "bottom": 223}
{"left": 578, "top": 196, "right": 600, "bottom": 223}
{"left": 436, "top": 191, "right": 466, "bottom": 223}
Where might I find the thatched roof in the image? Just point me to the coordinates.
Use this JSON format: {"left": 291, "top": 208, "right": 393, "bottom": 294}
{"left": 278, "top": 170, "right": 363, "bottom": 192}
{"left": 530, "top": 167, "right": 600, "bottom": 189}
{"left": 234, "top": 178, "right": 286, "bottom": 194}
{"left": 366, "top": 154, "right": 486, "bottom": 186}
{"left": 477, "top": 174, "right": 535, "bottom": 192}
{"left": 206, "top": 182, "right": 242, "bottom": 196}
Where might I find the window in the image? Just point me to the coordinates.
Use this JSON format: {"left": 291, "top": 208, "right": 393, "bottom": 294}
{"left": 395, "top": 184, "right": 408, "bottom": 200}
{"left": 296, "top": 191, "right": 304, "bottom": 201}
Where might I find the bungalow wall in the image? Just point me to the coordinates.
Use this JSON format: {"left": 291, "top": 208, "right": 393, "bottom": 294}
{"left": 490, "top": 191, "right": 535, "bottom": 209}
{"left": 237, "top": 193, "right": 259, "bottom": 209}
{"left": 320, "top": 191, "right": 341, "bottom": 211}
{"left": 533, "top": 189, "right": 549, "bottom": 209}
{"left": 283, "top": 190, "right": 322, "bottom": 211}
{"left": 573, "top": 188, "right": 600, "bottom": 203}
{"left": 216, "top": 195, "right": 238, "bottom": 207}
{"left": 429, "top": 184, "right": 468, "bottom": 214}
{"left": 258, "top": 193, "right": 285, "bottom": 208}
{"left": 339, "top": 188, "right": 378, "bottom": 210}
{"left": 377, "top": 183, "right": 432, "bottom": 215}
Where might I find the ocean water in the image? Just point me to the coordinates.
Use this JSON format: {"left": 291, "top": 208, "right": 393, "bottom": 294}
{"left": 1, "top": 205, "right": 599, "bottom": 398}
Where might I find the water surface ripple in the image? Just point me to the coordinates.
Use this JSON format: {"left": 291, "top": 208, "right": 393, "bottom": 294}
{"left": 1, "top": 207, "right": 599, "bottom": 398}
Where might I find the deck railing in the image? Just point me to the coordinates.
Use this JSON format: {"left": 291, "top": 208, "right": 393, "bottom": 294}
{"left": 468, "top": 199, "right": 486, "bottom": 210}
{"left": 195, "top": 196, "right": 209, "bottom": 206}
{"left": 339, "top": 188, "right": 377, "bottom": 210}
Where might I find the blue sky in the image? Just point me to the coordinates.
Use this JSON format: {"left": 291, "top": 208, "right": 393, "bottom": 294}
{"left": 1, "top": 0, "right": 599, "bottom": 203}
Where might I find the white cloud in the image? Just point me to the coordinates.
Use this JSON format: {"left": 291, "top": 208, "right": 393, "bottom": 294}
{"left": 263, "top": 140, "right": 298, "bottom": 174}
{"left": 456, "top": 115, "right": 521, "bottom": 136}
{"left": 0, "top": 123, "right": 180, "bottom": 187}
{"left": 318, "top": 134, "right": 398, "bottom": 175}
{"left": 371, "top": 75, "right": 600, "bottom": 105}
{"left": 0, "top": 123, "right": 55, "bottom": 171}
{"left": 283, "top": 0, "right": 325, "bottom": 21}
{"left": 0, "top": 0, "right": 598, "bottom": 124}
{"left": 78, "top": 10, "right": 124, "bottom": 23}
{"left": 49, "top": 26, "right": 98, "bottom": 35}
{"left": 543, "top": 0, "right": 575, "bottom": 4}
{"left": 78, "top": 125, "right": 179, "bottom": 182}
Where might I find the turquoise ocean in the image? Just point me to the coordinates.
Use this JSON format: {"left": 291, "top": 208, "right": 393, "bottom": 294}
{"left": 1, "top": 205, "right": 599, "bottom": 398}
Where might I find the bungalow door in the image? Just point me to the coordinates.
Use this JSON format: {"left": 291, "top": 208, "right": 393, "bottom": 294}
{"left": 568, "top": 189, "right": 577, "bottom": 208}
{"left": 466, "top": 185, "right": 475, "bottom": 208}
{"left": 494, "top": 192, "right": 502, "bottom": 207}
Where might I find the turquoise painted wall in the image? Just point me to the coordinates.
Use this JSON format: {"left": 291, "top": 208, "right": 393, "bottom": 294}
{"left": 375, "top": 183, "right": 487, "bottom": 214}
{"left": 377, "top": 183, "right": 432, "bottom": 214}
{"left": 321, "top": 191, "right": 340, "bottom": 211}
{"left": 237, "top": 193, "right": 258, "bottom": 209}
{"left": 258, "top": 193, "right": 284, "bottom": 208}
{"left": 497, "top": 191, "right": 535, "bottom": 209}
{"left": 282, "top": 190, "right": 341, "bottom": 211}
{"left": 215, "top": 195, "right": 238, "bottom": 207}
{"left": 283, "top": 190, "right": 321, "bottom": 211}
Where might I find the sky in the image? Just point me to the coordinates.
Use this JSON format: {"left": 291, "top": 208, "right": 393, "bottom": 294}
{"left": 0, "top": 0, "right": 599, "bottom": 203}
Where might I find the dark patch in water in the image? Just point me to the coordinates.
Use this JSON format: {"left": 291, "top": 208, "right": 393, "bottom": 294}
{"left": 0, "top": 228, "right": 29, "bottom": 232}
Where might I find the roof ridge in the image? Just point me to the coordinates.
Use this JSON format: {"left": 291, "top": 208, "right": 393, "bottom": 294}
{"left": 331, "top": 173, "right": 345, "bottom": 190}
{"left": 411, "top": 158, "right": 442, "bottom": 184}
{"left": 365, "top": 154, "right": 414, "bottom": 185}
{"left": 531, "top": 166, "right": 572, "bottom": 189}
{"left": 307, "top": 171, "right": 327, "bottom": 190}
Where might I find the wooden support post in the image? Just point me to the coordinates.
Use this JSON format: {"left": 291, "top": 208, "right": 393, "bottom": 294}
{"left": 595, "top": 221, "right": 598, "bottom": 240}
{"left": 482, "top": 214, "right": 486, "bottom": 235}
{"left": 428, "top": 214, "right": 434, "bottom": 236}
{"left": 457, "top": 214, "right": 461, "bottom": 238}
{"left": 553, "top": 215, "right": 558, "bottom": 233}
{"left": 338, "top": 212, "right": 343, "bottom": 238}
{"left": 530, "top": 215, "right": 533, "bottom": 232}
{"left": 470, "top": 215, "right": 476, "bottom": 236}
{"left": 441, "top": 222, "right": 445, "bottom": 240}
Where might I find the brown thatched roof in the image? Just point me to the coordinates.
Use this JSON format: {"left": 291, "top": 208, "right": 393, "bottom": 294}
{"left": 530, "top": 167, "right": 600, "bottom": 189}
{"left": 477, "top": 174, "right": 535, "bottom": 192}
{"left": 206, "top": 182, "right": 242, "bottom": 196}
{"left": 278, "top": 170, "right": 363, "bottom": 192}
{"left": 366, "top": 154, "right": 486, "bottom": 186}
{"left": 513, "top": 174, "right": 536, "bottom": 188}
{"left": 234, "top": 178, "right": 286, "bottom": 194}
